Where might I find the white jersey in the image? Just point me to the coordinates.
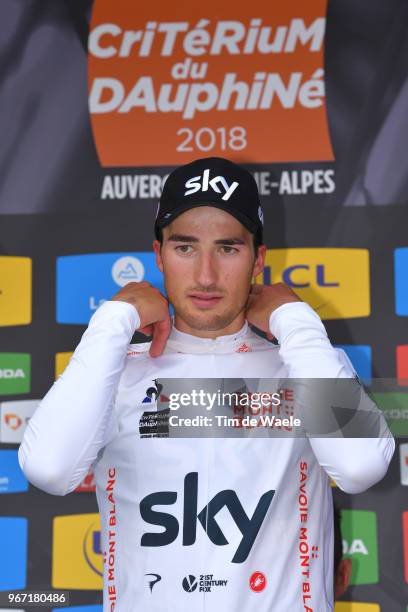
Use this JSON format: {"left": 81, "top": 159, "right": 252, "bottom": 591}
{"left": 18, "top": 300, "right": 394, "bottom": 612}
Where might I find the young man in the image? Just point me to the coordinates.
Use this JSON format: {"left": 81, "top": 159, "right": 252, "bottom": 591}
{"left": 19, "top": 157, "right": 394, "bottom": 611}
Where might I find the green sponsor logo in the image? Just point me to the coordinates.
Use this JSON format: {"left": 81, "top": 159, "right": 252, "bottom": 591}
{"left": 341, "top": 510, "right": 378, "bottom": 585}
{"left": 371, "top": 392, "right": 408, "bottom": 436}
{"left": 0, "top": 353, "right": 31, "bottom": 395}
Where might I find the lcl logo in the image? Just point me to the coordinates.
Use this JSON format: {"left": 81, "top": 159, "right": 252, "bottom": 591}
{"left": 262, "top": 263, "right": 339, "bottom": 288}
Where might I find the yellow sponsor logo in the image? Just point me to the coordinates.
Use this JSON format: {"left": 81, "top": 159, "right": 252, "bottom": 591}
{"left": 0, "top": 257, "right": 32, "bottom": 326}
{"left": 335, "top": 603, "right": 380, "bottom": 612}
{"left": 55, "top": 352, "right": 74, "bottom": 379}
{"left": 255, "top": 248, "right": 370, "bottom": 319}
{"left": 52, "top": 514, "right": 102, "bottom": 590}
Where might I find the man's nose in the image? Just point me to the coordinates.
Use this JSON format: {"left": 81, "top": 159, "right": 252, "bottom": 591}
{"left": 194, "top": 252, "right": 218, "bottom": 287}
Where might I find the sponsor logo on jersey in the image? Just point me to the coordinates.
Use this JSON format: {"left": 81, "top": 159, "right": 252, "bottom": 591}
{"left": 88, "top": 1, "right": 333, "bottom": 166}
{"left": 249, "top": 570, "right": 267, "bottom": 592}
{"left": 52, "top": 514, "right": 103, "bottom": 589}
{"left": 397, "top": 345, "right": 408, "bottom": 386}
{"left": 395, "top": 248, "right": 408, "bottom": 316}
{"left": 0, "top": 256, "right": 32, "bottom": 326}
{"left": 182, "top": 573, "right": 228, "bottom": 592}
{"left": 0, "top": 517, "right": 27, "bottom": 590}
{"left": 140, "top": 472, "right": 275, "bottom": 563}
{"left": 145, "top": 573, "right": 161, "bottom": 592}
{"left": 140, "top": 380, "right": 170, "bottom": 437}
{"left": 0, "top": 450, "right": 28, "bottom": 494}
{"left": 56, "top": 252, "right": 164, "bottom": 324}
{"left": 236, "top": 342, "right": 251, "bottom": 353}
{"left": 0, "top": 354, "right": 31, "bottom": 396}
{"left": 142, "top": 380, "right": 163, "bottom": 403}
{"left": 0, "top": 400, "right": 38, "bottom": 443}
{"left": 182, "top": 575, "right": 198, "bottom": 593}
{"left": 255, "top": 248, "right": 370, "bottom": 319}
{"left": 341, "top": 510, "right": 378, "bottom": 585}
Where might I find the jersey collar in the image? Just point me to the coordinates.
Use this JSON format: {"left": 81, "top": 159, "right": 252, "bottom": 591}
{"left": 166, "top": 319, "right": 249, "bottom": 353}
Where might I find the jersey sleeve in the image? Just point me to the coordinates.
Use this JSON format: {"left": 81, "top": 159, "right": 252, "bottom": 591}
{"left": 18, "top": 300, "right": 140, "bottom": 496}
{"left": 269, "top": 301, "right": 395, "bottom": 494}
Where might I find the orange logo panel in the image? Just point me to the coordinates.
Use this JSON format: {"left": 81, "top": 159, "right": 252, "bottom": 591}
{"left": 88, "top": 0, "right": 334, "bottom": 166}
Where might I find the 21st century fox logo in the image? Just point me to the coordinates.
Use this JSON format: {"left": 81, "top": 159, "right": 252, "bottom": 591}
{"left": 182, "top": 574, "right": 228, "bottom": 593}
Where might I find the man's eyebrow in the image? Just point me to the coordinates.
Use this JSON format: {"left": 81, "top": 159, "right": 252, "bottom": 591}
{"left": 214, "top": 238, "right": 246, "bottom": 245}
{"left": 167, "top": 234, "right": 247, "bottom": 246}
{"left": 167, "top": 234, "right": 199, "bottom": 243}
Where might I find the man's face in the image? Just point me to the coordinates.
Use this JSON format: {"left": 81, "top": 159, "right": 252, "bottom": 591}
{"left": 153, "top": 206, "right": 266, "bottom": 334}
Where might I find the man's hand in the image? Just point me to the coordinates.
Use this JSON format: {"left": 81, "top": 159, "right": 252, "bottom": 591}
{"left": 246, "top": 283, "right": 301, "bottom": 339}
{"left": 111, "top": 281, "right": 171, "bottom": 357}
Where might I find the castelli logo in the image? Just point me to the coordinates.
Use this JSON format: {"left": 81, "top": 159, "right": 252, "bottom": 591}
{"left": 88, "top": 0, "right": 334, "bottom": 166}
{"left": 249, "top": 571, "right": 267, "bottom": 592}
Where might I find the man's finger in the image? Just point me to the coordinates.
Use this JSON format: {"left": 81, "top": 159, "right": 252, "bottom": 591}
{"left": 138, "top": 324, "right": 153, "bottom": 337}
{"left": 149, "top": 317, "right": 172, "bottom": 357}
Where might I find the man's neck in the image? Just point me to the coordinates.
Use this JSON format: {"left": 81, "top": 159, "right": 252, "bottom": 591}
{"left": 173, "top": 312, "right": 247, "bottom": 339}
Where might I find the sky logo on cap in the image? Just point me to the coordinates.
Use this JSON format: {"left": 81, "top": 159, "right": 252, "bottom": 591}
{"left": 56, "top": 252, "right": 164, "bottom": 324}
{"left": 184, "top": 169, "right": 239, "bottom": 200}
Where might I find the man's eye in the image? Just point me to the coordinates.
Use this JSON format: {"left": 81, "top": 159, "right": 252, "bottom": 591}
{"left": 176, "top": 245, "right": 193, "bottom": 254}
{"left": 221, "top": 246, "right": 238, "bottom": 254}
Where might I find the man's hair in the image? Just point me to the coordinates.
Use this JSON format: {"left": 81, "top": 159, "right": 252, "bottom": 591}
{"left": 155, "top": 226, "right": 262, "bottom": 255}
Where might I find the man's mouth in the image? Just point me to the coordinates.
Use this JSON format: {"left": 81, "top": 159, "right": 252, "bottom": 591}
{"left": 188, "top": 293, "right": 223, "bottom": 309}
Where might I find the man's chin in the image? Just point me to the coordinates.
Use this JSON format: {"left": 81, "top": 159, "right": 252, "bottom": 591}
{"left": 176, "top": 306, "right": 237, "bottom": 332}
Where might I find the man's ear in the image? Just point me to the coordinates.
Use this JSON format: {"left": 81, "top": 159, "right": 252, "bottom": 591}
{"left": 153, "top": 240, "right": 163, "bottom": 273}
{"left": 252, "top": 244, "right": 267, "bottom": 280}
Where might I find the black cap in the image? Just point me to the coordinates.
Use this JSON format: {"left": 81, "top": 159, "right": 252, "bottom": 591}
{"left": 154, "top": 156, "right": 264, "bottom": 242}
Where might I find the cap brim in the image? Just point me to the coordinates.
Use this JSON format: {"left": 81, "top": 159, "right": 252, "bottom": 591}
{"left": 155, "top": 201, "right": 260, "bottom": 237}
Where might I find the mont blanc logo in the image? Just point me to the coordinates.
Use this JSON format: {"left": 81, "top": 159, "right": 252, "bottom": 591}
{"left": 184, "top": 168, "right": 239, "bottom": 201}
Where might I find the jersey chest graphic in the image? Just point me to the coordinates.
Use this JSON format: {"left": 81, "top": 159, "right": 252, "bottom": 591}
{"left": 140, "top": 471, "right": 275, "bottom": 563}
